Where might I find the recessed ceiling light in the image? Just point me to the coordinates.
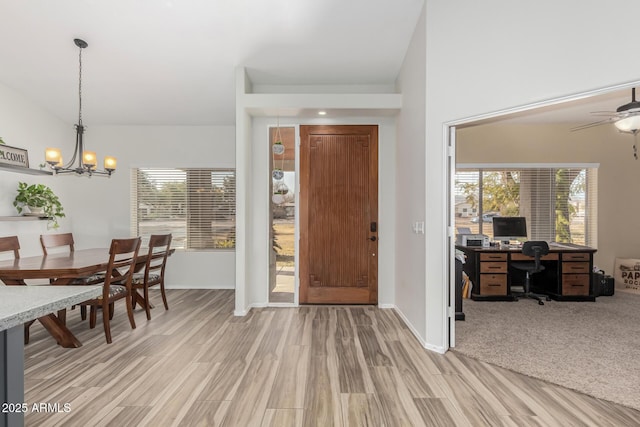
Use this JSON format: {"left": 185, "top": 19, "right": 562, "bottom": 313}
{"left": 318, "top": 111, "right": 327, "bottom": 116}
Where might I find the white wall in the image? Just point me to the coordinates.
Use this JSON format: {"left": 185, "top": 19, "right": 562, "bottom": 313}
{"left": 395, "top": 6, "right": 429, "bottom": 347}
{"left": 424, "top": 0, "right": 640, "bottom": 351}
{"left": 0, "top": 82, "right": 70, "bottom": 259}
{"left": 247, "top": 116, "right": 397, "bottom": 308}
{"left": 57, "top": 125, "right": 236, "bottom": 289}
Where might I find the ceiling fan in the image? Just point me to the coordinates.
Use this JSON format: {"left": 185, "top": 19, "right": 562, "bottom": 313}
{"left": 571, "top": 87, "right": 640, "bottom": 159}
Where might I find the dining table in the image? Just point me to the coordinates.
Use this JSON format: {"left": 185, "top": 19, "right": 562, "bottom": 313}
{"left": 0, "top": 247, "right": 169, "bottom": 348}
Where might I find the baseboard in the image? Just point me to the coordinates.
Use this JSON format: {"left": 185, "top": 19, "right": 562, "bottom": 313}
{"left": 268, "top": 302, "right": 297, "bottom": 307}
{"left": 391, "top": 305, "right": 447, "bottom": 354}
{"left": 250, "top": 302, "right": 268, "bottom": 309}
{"left": 424, "top": 342, "right": 447, "bottom": 354}
{"left": 234, "top": 302, "right": 268, "bottom": 316}
{"left": 378, "top": 303, "right": 395, "bottom": 309}
{"left": 165, "top": 284, "right": 235, "bottom": 290}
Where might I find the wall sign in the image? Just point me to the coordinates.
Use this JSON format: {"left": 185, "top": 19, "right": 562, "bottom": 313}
{"left": 0, "top": 144, "right": 29, "bottom": 168}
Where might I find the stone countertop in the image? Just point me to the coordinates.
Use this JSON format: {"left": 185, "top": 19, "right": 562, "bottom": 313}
{"left": 0, "top": 285, "right": 102, "bottom": 331}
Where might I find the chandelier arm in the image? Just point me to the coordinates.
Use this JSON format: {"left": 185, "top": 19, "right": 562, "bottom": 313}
{"left": 61, "top": 125, "right": 81, "bottom": 170}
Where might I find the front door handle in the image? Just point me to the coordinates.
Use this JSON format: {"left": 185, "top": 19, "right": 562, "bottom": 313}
{"left": 370, "top": 236, "right": 377, "bottom": 241}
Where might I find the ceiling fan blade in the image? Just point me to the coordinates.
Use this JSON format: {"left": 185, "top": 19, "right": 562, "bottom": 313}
{"left": 570, "top": 118, "right": 615, "bottom": 132}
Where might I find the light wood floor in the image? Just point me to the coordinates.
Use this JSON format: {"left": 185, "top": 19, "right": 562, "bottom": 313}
{"left": 24, "top": 290, "right": 640, "bottom": 426}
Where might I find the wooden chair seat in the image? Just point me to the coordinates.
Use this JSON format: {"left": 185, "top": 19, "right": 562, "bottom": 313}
{"left": 83, "top": 284, "right": 127, "bottom": 300}
{"left": 131, "top": 272, "right": 160, "bottom": 285}
{"left": 69, "top": 272, "right": 106, "bottom": 285}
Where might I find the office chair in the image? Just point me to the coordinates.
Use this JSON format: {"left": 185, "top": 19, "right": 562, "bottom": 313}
{"left": 510, "top": 241, "right": 551, "bottom": 305}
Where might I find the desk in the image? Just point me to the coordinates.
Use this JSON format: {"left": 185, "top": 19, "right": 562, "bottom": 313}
{"left": 0, "top": 248, "right": 171, "bottom": 347}
{"left": 457, "top": 243, "right": 597, "bottom": 302}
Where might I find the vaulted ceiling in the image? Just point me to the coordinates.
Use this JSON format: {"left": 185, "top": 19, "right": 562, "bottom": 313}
{"left": 0, "top": 1, "right": 633, "bottom": 129}
{"left": 0, "top": 0, "right": 423, "bottom": 126}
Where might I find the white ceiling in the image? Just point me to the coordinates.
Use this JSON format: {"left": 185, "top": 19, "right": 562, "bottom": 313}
{"left": 0, "top": 0, "right": 634, "bottom": 129}
{"left": 0, "top": 0, "right": 424, "bottom": 126}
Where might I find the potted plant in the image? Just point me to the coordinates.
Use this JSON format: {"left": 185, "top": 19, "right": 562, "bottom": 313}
{"left": 272, "top": 168, "right": 284, "bottom": 180}
{"left": 13, "top": 182, "right": 65, "bottom": 229}
{"left": 272, "top": 140, "right": 285, "bottom": 155}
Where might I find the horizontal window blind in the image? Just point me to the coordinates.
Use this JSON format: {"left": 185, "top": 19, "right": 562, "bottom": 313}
{"left": 454, "top": 166, "right": 597, "bottom": 247}
{"left": 131, "top": 168, "right": 236, "bottom": 250}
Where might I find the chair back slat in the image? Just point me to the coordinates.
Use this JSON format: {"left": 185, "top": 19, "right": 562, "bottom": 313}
{"left": 0, "top": 236, "right": 20, "bottom": 259}
{"left": 40, "top": 233, "right": 75, "bottom": 255}
{"left": 144, "top": 234, "right": 172, "bottom": 282}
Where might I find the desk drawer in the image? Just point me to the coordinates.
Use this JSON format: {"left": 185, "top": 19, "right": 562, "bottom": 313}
{"left": 480, "top": 274, "right": 507, "bottom": 295}
{"left": 511, "top": 253, "right": 559, "bottom": 261}
{"left": 563, "top": 262, "right": 590, "bottom": 274}
{"left": 480, "top": 253, "right": 507, "bottom": 261}
{"left": 562, "top": 252, "right": 590, "bottom": 261}
{"left": 562, "top": 274, "right": 590, "bottom": 295}
{"left": 480, "top": 262, "right": 507, "bottom": 273}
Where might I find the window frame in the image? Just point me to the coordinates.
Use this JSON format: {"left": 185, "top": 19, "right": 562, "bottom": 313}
{"left": 455, "top": 163, "right": 598, "bottom": 247}
{"left": 131, "top": 167, "right": 236, "bottom": 251}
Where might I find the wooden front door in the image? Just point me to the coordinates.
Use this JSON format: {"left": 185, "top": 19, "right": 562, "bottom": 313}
{"left": 300, "top": 125, "right": 378, "bottom": 304}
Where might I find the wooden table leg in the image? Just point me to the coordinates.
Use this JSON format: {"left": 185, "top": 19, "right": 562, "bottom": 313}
{"left": 37, "top": 314, "right": 82, "bottom": 348}
{"left": 57, "top": 308, "right": 67, "bottom": 324}
{"left": 133, "top": 291, "right": 154, "bottom": 310}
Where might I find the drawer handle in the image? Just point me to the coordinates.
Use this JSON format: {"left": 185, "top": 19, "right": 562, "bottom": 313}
{"left": 488, "top": 266, "right": 501, "bottom": 269}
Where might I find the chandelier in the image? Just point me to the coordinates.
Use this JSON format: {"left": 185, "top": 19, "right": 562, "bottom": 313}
{"left": 45, "top": 39, "right": 116, "bottom": 176}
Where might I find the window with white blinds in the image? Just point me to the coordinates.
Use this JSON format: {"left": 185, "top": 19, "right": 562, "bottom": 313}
{"left": 454, "top": 166, "right": 598, "bottom": 247}
{"left": 131, "top": 168, "right": 236, "bottom": 250}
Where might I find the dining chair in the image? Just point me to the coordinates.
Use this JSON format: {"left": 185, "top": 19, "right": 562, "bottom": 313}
{"left": 131, "top": 234, "right": 172, "bottom": 320}
{"left": 0, "top": 236, "right": 32, "bottom": 343}
{"left": 40, "top": 232, "right": 77, "bottom": 255}
{"left": 39, "top": 233, "right": 105, "bottom": 320}
{"left": 0, "top": 235, "right": 20, "bottom": 259}
{"left": 40, "top": 233, "right": 106, "bottom": 285}
{"left": 80, "top": 237, "right": 141, "bottom": 344}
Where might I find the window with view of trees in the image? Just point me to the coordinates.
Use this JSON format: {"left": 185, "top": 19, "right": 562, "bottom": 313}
{"left": 131, "top": 168, "right": 236, "bottom": 250}
{"left": 455, "top": 166, "right": 597, "bottom": 247}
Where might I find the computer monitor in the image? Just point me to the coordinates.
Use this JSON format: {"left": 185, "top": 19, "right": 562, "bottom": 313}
{"left": 492, "top": 216, "right": 527, "bottom": 243}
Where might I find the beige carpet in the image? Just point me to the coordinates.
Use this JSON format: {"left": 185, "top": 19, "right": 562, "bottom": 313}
{"left": 453, "top": 292, "right": 640, "bottom": 410}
